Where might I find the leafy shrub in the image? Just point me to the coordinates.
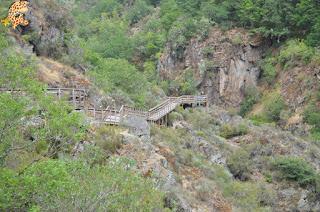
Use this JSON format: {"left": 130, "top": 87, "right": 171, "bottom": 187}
{"left": 167, "top": 17, "right": 196, "bottom": 53}
{"left": 196, "top": 130, "right": 206, "bottom": 138}
{"left": 82, "top": 17, "right": 134, "bottom": 60}
{"left": 196, "top": 180, "right": 214, "bottom": 201}
{"left": 184, "top": 109, "right": 213, "bottom": 130}
{"left": 0, "top": 158, "right": 164, "bottom": 211}
{"left": 0, "top": 33, "right": 86, "bottom": 165}
{"left": 249, "top": 115, "right": 270, "bottom": 126}
{"left": 278, "top": 40, "right": 314, "bottom": 67}
{"left": 240, "top": 86, "right": 260, "bottom": 116}
{"left": 176, "top": 149, "right": 195, "bottom": 166}
{"left": 307, "top": 19, "right": 320, "bottom": 47}
{"left": 261, "top": 57, "right": 277, "bottom": 85}
{"left": 172, "top": 69, "right": 197, "bottom": 95}
{"left": 273, "top": 157, "right": 317, "bottom": 186}
{"left": 231, "top": 34, "right": 243, "bottom": 45}
{"left": 90, "top": 58, "right": 148, "bottom": 106}
{"left": 196, "top": 17, "right": 211, "bottom": 41}
{"left": 204, "top": 59, "right": 217, "bottom": 71}
{"left": 93, "top": 126, "right": 123, "bottom": 154}
{"left": 303, "top": 102, "right": 320, "bottom": 141}
{"left": 160, "top": 0, "right": 182, "bottom": 31}
{"left": 200, "top": 1, "right": 230, "bottom": 25}
{"left": 167, "top": 16, "right": 210, "bottom": 53}
{"left": 263, "top": 92, "right": 286, "bottom": 122}
{"left": 303, "top": 102, "right": 320, "bottom": 129}
{"left": 202, "top": 46, "right": 214, "bottom": 58}
{"left": 220, "top": 123, "right": 248, "bottom": 139}
{"left": 227, "top": 149, "right": 252, "bottom": 181}
{"left": 168, "top": 111, "right": 184, "bottom": 126}
{"left": 125, "top": 0, "right": 152, "bottom": 25}
{"left": 133, "top": 16, "right": 166, "bottom": 61}
{"left": 256, "top": 184, "right": 276, "bottom": 207}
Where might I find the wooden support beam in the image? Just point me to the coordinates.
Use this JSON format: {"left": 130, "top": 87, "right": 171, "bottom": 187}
{"left": 72, "top": 89, "right": 76, "bottom": 108}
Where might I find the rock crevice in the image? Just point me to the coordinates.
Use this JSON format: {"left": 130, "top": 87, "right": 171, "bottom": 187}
{"left": 158, "top": 27, "right": 265, "bottom": 107}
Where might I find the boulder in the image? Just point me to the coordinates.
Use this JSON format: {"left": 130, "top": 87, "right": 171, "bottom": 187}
{"left": 121, "top": 115, "right": 150, "bottom": 137}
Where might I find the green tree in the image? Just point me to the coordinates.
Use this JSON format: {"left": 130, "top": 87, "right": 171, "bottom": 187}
{"left": 0, "top": 95, "right": 28, "bottom": 166}
{"left": 0, "top": 158, "right": 164, "bottom": 211}
{"left": 125, "top": 0, "right": 152, "bottom": 25}
{"left": 90, "top": 58, "right": 148, "bottom": 106}
{"left": 83, "top": 17, "right": 134, "bottom": 60}
{"left": 160, "top": 0, "right": 182, "bottom": 31}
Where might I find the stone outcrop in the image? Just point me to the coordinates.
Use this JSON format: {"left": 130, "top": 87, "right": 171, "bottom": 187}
{"left": 120, "top": 115, "right": 150, "bottom": 137}
{"left": 158, "top": 27, "right": 265, "bottom": 107}
{"left": 22, "top": 0, "right": 76, "bottom": 59}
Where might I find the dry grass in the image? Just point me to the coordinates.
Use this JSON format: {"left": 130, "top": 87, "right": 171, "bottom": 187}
{"left": 37, "top": 57, "right": 90, "bottom": 87}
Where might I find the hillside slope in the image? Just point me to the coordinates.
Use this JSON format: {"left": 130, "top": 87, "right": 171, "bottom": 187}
{"left": 1, "top": 0, "right": 320, "bottom": 211}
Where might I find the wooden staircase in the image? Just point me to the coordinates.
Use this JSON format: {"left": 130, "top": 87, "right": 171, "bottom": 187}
{"left": 1, "top": 88, "right": 208, "bottom": 126}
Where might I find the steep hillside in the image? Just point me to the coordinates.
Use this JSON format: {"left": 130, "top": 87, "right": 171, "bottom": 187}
{"left": 1, "top": 0, "right": 320, "bottom": 211}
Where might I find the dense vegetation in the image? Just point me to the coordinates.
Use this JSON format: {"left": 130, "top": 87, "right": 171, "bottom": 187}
{"left": 1, "top": 0, "right": 320, "bottom": 210}
{"left": 1, "top": 158, "right": 163, "bottom": 211}
{"left": 0, "top": 23, "right": 163, "bottom": 210}
{"left": 21, "top": 0, "right": 319, "bottom": 106}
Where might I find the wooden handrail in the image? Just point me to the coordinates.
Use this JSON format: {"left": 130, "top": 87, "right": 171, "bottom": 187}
{"left": 2, "top": 87, "right": 208, "bottom": 124}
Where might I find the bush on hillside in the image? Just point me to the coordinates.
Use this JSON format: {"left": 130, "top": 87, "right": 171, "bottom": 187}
{"left": 168, "top": 111, "right": 184, "bottom": 126}
{"left": 90, "top": 58, "right": 148, "bottom": 107}
{"left": 167, "top": 17, "right": 196, "bottom": 55}
{"left": 0, "top": 158, "right": 164, "bottom": 211}
{"left": 303, "top": 102, "right": 320, "bottom": 140}
{"left": 93, "top": 126, "right": 123, "bottom": 154}
{"left": 273, "top": 157, "right": 317, "bottom": 187}
{"left": 261, "top": 57, "right": 277, "bottom": 85}
{"left": 303, "top": 102, "right": 320, "bottom": 129}
{"left": 0, "top": 32, "right": 86, "bottom": 166}
{"left": 220, "top": 123, "right": 248, "bottom": 139}
{"left": 227, "top": 149, "right": 253, "bottom": 181}
{"left": 195, "top": 180, "right": 214, "bottom": 201}
{"left": 240, "top": 86, "right": 260, "bottom": 116}
{"left": 125, "top": 0, "right": 152, "bottom": 25}
{"left": 179, "top": 69, "right": 197, "bottom": 95}
{"left": 278, "top": 40, "right": 314, "bottom": 67}
{"left": 184, "top": 109, "right": 214, "bottom": 131}
{"left": 263, "top": 92, "right": 286, "bottom": 122}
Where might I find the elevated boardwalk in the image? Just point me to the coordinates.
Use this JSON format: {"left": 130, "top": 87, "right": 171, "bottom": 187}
{"left": 1, "top": 88, "right": 208, "bottom": 126}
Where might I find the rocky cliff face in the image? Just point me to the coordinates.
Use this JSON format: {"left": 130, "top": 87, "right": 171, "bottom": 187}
{"left": 158, "top": 27, "right": 265, "bottom": 107}
{"left": 22, "top": 0, "right": 75, "bottom": 59}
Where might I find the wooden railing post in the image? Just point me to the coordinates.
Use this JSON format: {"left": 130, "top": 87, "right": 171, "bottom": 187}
{"left": 72, "top": 89, "right": 76, "bottom": 108}
{"left": 58, "top": 88, "right": 61, "bottom": 100}
{"left": 3, "top": 87, "right": 210, "bottom": 126}
{"left": 206, "top": 94, "right": 209, "bottom": 111}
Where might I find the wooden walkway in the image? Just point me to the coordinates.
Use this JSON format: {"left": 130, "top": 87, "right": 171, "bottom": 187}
{"left": 1, "top": 88, "right": 208, "bottom": 126}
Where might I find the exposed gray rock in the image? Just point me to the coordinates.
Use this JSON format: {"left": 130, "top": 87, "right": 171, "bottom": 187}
{"left": 297, "top": 191, "right": 311, "bottom": 211}
{"left": 158, "top": 27, "right": 265, "bottom": 107}
{"left": 71, "top": 140, "right": 93, "bottom": 156}
{"left": 120, "top": 131, "right": 139, "bottom": 145}
{"left": 121, "top": 115, "right": 150, "bottom": 137}
{"left": 279, "top": 188, "right": 297, "bottom": 200}
{"left": 210, "top": 152, "right": 226, "bottom": 165}
{"left": 164, "top": 191, "right": 192, "bottom": 212}
{"left": 24, "top": 115, "right": 44, "bottom": 127}
{"left": 23, "top": 0, "right": 75, "bottom": 59}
